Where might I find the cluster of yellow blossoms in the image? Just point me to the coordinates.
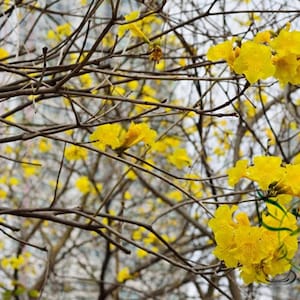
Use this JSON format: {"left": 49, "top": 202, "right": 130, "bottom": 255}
{"left": 227, "top": 155, "right": 300, "bottom": 200}
{"left": 90, "top": 122, "right": 157, "bottom": 152}
{"left": 209, "top": 155, "right": 300, "bottom": 284}
{"left": 209, "top": 204, "right": 298, "bottom": 284}
{"left": 207, "top": 24, "right": 300, "bottom": 85}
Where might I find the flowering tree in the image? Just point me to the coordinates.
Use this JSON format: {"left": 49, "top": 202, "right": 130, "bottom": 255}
{"left": 0, "top": 0, "right": 300, "bottom": 299}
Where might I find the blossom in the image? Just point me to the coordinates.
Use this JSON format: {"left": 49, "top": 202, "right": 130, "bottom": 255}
{"left": 233, "top": 41, "right": 275, "bottom": 83}
{"left": 270, "top": 28, "right": 300, "bottom": 56}
{"left": 120, "top": 122, "right": 157, "bottom": 149}
{"left": 118, "top": 11, "right": 151, "bottom": 43}
{"left": 209, "top": 204, "right": 298, "bottom": 284}
{"left": 79, "top": 73, "right": 93, "bottom": 88}
{"left": 281, "top": 164, "right": 300, "bottom": 196}
{"left": 75, "top": 176, "right": 91, "bottom": 194}
{"left": 207, "top": 39, "right": 237, "bottom": 68}
{"left": 90, "top": 122, "right": 157, "bottom": 152}
{"left": 47, "top": 23, "right": 72, "bottom": 42}
{"left": 89, "top": 123, "right": 123, "bottom": 151}
{"left": 64, "top": 145, "right": 88, "bottom": 161}
{"left": 0, "top": 48, "right": 9, "bottom": 61}
{"left": 167, "top": 148, "right": 192, "bottom": 169}
{"left": 136, "top": 248, "right": 148, "bottom": 258}
{"left": 272, "top": 53, "right": 299, "bottom": 86}
{"left": 116, "top": 267, "right": 131, "bottom": 283}
{"left": 246, "top": 156, "right": 285, "bottom": 190}
{"left": 253, "top": 31, "right": 271, "bottom": 44}
{"left": 166, "top": 190, "right": 183, "bottom": 202}
{"left": 227, "top": 159, "right": 248, "bottom": 186}
{"left": 75, "top": 176, "right": 103, "bottom": 195}
{"left": 208, "top": 205, "right": 241, "bottom": 267}
{"left": 22, "top": 160, "right": 41, "bottom": 177}
{"left": 38, "top": 138, "right": 52, "bottom": 153}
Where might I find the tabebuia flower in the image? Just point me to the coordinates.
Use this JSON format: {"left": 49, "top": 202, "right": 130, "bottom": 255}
{"left": 208, "top": 204, "right": 298, "bottom": 284}
{"left": 206, "top": 25, "right": 300, "bottom": 86}
{"left": 232, "top": 41, "right": 275, "bottom": 84}
{"left": 89, "top": 122, "right": 157, "bottom": 152}
{"left": 227, "top": 155, "right": 300, "bottom": 199}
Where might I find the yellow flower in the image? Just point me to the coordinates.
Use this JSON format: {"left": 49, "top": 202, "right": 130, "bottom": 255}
{"left": 64, "top": 145, "right": 88, "bottom": 161}
{"left": 38, "top": 138, "right": 52, "bottom": 153}
{"left": 75, "top": 176, "right": 91, "bottom": 194}
{"left": 22, "top": 160, "right": 41, "bottom": 177}
{"left": 117, "top": 267, "right": 131, "bottom": 283}
{"left": 208, "top": 205, "right": 241, "bottom": 267}
{"left": 227, "top": 159, "right": 248, "bottom": 187}
{"left": 270, "top": 28, "right": 300, "bottom": 56}
{"left": 120, "top": 122, "right": 157, "bottom": 149}
{"left": 1, "top": 255, "right": 26, "bottom": 270}
{"left": 118, "top": 11, "right": 150, "bottom": 43}
{"left": 79, "top": 73, "right": 93, "bottom": 88}
{"left": 253, "top": 31, "right": 271, "bottom": 44}
{"left": 47, "top": 23, "right": 72, "bottom": 42}
{"left": 272, "top": 53, "right": 299, "bottom": 86}
{"left": 90, "top": 123, "right": 123, "bottom": 151}
{"left": 246, "top": 156, "right": 285, "bottom": 190}
{"left": 166, "top": 190, "right": 183, "bottom": 202}
{"left": 233, "top": 41, "right": 275, "bottom": 83}
{"left": 0, "top": 189, "right": 7, "bottom": 199}
{"left": 132, "top": 227, "right": 145, "bottom": 240}
{"left": 136, "top": 248, "right": 148, "bottom": 258}
{"left": 167, "top": 148, "right": 192, "bottom": 169}
{"left": 207, "top": 39, "right": 236, "bottom": 68}
{"left": 124, "top": 191, "right": 132, "bottom": 200}
{"left": 280, "top": 164, "right": 300, "bottom": 197}
{"left": 209, "top": 204, "right": 298, "bottom": 284}
{"left": 0, "top": 48, "right": 9, "bottom": 61}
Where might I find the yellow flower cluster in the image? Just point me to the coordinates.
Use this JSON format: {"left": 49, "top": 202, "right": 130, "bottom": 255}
{"left": 65, "top": 145, "right": 88, "bottom": 161}
{"left": 116, "top": 267, "right": 132, "bottom": 283}
{"left": 152, "top": 136, "right": 192, "bottom": 170}
{"left": 47, "top": 23, "right": 72, "bottom": 42}
{"left": 1, "top": 252, "right": 31, "bottom": 270}
{"left": 75, "top": 176, "right": 103, "bottom": 195}
{"left": 118, "top": 11, "right": 151, "bottom": 43}
{"left": 89, "top": 122, "right": 157, "bottom": 152}
{"left": 208, "top": 205, "right": 298, "bottom": 284}
{"left": 118, "top": 11, "right": 163, "bottom": 63}
{"left": 227, "top": 155, "right": 300, "bottom": 198}
{"left": 207, "top": 25, "right": 300, "bottom": 85}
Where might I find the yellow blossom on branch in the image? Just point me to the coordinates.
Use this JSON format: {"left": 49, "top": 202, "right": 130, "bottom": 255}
{"left": 232, "top": 41, "right": 275, "bottom": 83}
{"left": 65, "top": 145, "right": 88, "bottom": 161}
{"left": 209, "top": 204, "right": 298, "bottom": 284}
{"left": 117, "top": 267, "right": 132, "bottom": 283}
{"left": 270, "top": 28, "right": 300, "bottom": 56}
{"left": 90, "top": 122, "right": 157, "bottom": 152}
{"left": 167, "top": 148, "right": 192, "bottom": 169}
{"left": 227, "top": 155, "right": 300, "bottom": 199}
{"left": 118, "top": 11, "right": 151, "bottom": 43}
{"left": 227, "top": 159, "right": 248, "bottom": 187}
{"left": 119, "top": 122, "right": 157, "bottom": 149}
{"left": 206, "top": 39, "right": 237, "bottom": 68}
{"left": 89, "top": 123, "right": 123, "bottom": 151}
{"left": 21, "top": 160, "right": 41, "bottom": 177}
{"left": 47, "top": 22, "right": 72, "bottom": 42}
